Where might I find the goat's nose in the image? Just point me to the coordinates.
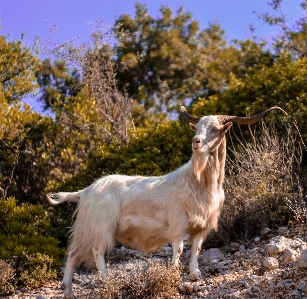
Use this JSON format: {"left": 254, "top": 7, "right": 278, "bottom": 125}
{"left": 192, "top": 136, "right": 201, "bottom": 145}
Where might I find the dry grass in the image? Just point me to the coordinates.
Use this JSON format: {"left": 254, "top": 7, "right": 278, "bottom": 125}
{"left": 93, "top": 260, "right": 182, "bottom": 299}
{"left": 209, "top": 121, "right": 304, "bottom": 245}
{"left": 0, "top": 259, "right": 16, "bottom": 295}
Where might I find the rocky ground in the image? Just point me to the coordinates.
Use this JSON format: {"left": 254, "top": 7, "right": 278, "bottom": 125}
{"left": 5, "top": 224, "right": 307, "bottom": 299}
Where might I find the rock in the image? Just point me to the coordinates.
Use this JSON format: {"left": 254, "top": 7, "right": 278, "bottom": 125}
{"left": 263, "top": 257, "right": 279, "bottom": 269}
{"left": 298, "top": 282, "right": 307, "bottom": 291}
{"left": 193, "top": 282, "right": 199, "bottom": 292}
{"left": 298, "top": 249, "right": 307, "bottom": 268}
{"left": 277, "top": 281, "right": 284, "bottom": 288}
{"left": 185, "top": 283, "right": 193, "bottom": 294}
{"left": 264, "top": 236, "right": 304, "bottom": 256}
{"left": 239, "top": 280, "right": 249, "bottom": 288}
{"left": 260, "top": 227, "right": 271, "bottom": 235}
{"left": 277, "top": 226, "right": 288, "bottom": 234}
{"left": 254, "top": 236, "right": 261, "bottom": 243}
{"left": 280, "top": 247, "right": 297, "bottom": 263}
{"left": 239, "top": 245, "right": 246, "bottom": 253}
{"left": 202, "top": 248, "right": 224, "bottom": 264}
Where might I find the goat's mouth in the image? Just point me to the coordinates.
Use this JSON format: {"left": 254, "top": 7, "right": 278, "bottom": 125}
{"left": 192, "top": 144, "right": 205, "bottom": 153}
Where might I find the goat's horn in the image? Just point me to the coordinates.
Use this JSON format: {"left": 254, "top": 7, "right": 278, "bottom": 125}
{"left": 216, "top": 106, "right": 288, "bottom": 125}
{"left": 180, "top": 106, "right": 200, "bottom": 124}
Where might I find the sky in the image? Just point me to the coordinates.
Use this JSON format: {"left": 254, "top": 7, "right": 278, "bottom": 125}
{"left": 0, "top": 0, "right": 304, "bottom": 43}
{"left": 0, "top": 0, "right": 305, "bottom": 109}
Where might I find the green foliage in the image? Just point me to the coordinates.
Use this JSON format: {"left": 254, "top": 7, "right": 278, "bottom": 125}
{"left": 260, "top": 0, "right": 307, "bottom": 58}
{"left": 115, "top": 3, "right": 200, "bottom": 111}
{"left": 36, "top": 59, "right": 81, "bottom": 111}
{"left": 47, "top": 116, "right": 193, "bottom": 193}
{"left": 0, "top": 197, "right": 64, "bottom": 284}
{"left": 19, "top": 253, "right": 58, "bottom": 289}
{"left": 115, "top": 4, "right": 274, "bottom": 113}
{"left": 193, "top": 54, "right": 307, "bottom": 145}
{"left": 0, "top": 35, "right": 39, "bottom": 103}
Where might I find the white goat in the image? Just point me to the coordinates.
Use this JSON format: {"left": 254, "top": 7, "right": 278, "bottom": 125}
{"left": 47, "top": 106, "right": 286, "bottom": 298}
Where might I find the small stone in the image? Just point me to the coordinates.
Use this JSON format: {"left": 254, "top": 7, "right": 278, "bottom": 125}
{"left": 193, "top": 283, "right": 199, "bottom": 292}
{"left": 186, "top": 283, "right": 193, "bottom": 294}
{"left": 277, "top": 226, "right": 288, "bottom": 234}
{"left": 277, "top": 281, "right": 284, "bottom": 288}
{"left": 239, "top": 245, "right": 246, "bottom": 253}
{"left": 21, "top": 288, "right": 28, "bottom": 293}
{"left": 260, "top": 227, "right": 271, "bottom": 235}
{"left": 239, "top": 280, "right": 249, "bottom": 288}
{"left": 202, "top": 248, "right": 224, "bottom": 264}
{"left": 254, "top": 237, "right": 260, "bottom": 243}
{"left": 298, "top": 249, "right": 307, "bottom": 268}
{"left": 298, "top": 282, "right": 306, "bottom": 291}
{"left": 263, "top": 257, "right": 279, "bottom": 269}
{"left": 179, "top": 283, "right": 187, "bottom": 293}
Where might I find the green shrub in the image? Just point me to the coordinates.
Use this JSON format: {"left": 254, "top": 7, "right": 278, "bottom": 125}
{"left": 19, "top": 253, "right": 58, "bottom": 289}
{"left": 0, "top": 197, "right": 65, "bottom": 291}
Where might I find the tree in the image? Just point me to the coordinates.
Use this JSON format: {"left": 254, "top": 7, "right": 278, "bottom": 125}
{"left": 114, "top": 4, "right": 274, "bottom": 114}
{"left": 115, "top": 3, "right": 200, "bottom": 112}
{"left": 0, "top": 35, "right": 39, "bottom": 103}
{"left": 40, "top": 21, "right": 131, "bottom": 144}
{"left": 36, "top": 59, "right": 81, "bottom": 111}
{"left": 259, "top": 0, "right": 307, "bottom": 58}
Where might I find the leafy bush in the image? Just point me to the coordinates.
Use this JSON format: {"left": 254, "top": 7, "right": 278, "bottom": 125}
{"left": 0, "top": 197, "right": 65, "bottom": 291}
{"left": 0, "top": 259, "right": 15, "bottom": 295}
{"left": 46, "top": 118, "right": 192, "bottom": 193}
{"left": 19, "top": 253, "right": 58, "bottom": 289}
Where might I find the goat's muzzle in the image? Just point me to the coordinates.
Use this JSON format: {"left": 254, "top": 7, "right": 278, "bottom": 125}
{"left": 192, "top": 136, "right": 202, "bottom": 149}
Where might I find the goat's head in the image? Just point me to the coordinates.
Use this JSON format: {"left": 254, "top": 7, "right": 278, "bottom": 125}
{"left": 181, "top": 106, "right": 288, "bottom": 154}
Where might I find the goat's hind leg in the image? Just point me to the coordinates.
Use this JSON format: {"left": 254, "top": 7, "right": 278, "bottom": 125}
{"left": 92, "top": 246, "right": 107, "bottom": 278}
{"left": 61, "top": 249, "right": 80, "bottom": 299}
{"left": 171, "top": 240, "right": 183, "bottom": 266}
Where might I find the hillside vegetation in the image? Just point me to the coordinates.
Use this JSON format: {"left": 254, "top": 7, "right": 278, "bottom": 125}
{"left": 1, "top": 0, "right": 307, "bottom": 294}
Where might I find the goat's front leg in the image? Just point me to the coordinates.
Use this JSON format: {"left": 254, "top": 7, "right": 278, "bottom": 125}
{"left": 189, "top": 235, "right": 203, "bottom": 281}
{"left": 171, "top": 240, "right": 183, "bottom": 266}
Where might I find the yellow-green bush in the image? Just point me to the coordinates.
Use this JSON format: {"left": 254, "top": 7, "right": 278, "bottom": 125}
{"left": 0, "top": 197, "right": 65, "bottom": 292}
{"left": 19, "top": 253, "right": 58, "bottom": 289}
{"left": 47, "top": 117, "right": 193, "bottom": 192}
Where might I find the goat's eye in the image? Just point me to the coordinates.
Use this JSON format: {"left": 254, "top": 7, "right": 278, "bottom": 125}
{"left": 212, "top": 127, "right": 220, "bottom": 133}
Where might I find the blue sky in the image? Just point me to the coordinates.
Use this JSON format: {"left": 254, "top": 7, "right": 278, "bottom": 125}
{"left": 1, "top": 0, "right": 304, "bottom": 44}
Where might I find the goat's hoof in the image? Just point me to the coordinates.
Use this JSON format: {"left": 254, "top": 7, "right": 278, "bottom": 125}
{"left": 189, "top": 269, "right": 201, "bottom": 281}
{"left": 64, "top": 293, "right": 74, "bottom": 299}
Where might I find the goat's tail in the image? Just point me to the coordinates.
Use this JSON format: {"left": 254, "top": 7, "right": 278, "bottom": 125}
{"left": 46, "top": 192, "right": 80, "bottom": 205}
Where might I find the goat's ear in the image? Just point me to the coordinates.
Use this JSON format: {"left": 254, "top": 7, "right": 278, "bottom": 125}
{"left": 221, "top": 122, "right": 232, "bottom": 135}
{"left": 189, "top": 123, "right": 197, "bottom": 131}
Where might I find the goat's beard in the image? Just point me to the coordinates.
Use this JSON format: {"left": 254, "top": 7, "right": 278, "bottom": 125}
{"left": 192, "top": 152, "right": 208, "bottom": 182}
